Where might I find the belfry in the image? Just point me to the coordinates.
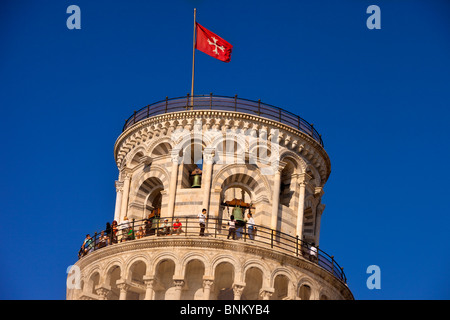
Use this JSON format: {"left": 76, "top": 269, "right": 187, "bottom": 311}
{"left": 67, "top": 94, "right": 354, "bottom": 300}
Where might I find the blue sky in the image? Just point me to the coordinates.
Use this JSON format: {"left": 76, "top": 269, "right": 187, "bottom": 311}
{"left": 1, "top": 0, "right": 449, "bottom": 300}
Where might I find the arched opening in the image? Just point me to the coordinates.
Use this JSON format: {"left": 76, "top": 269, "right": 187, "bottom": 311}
{"left": 214, "top": 137, "right": 245, "bottom": 165}
{"left": 299, "top": 284, "right": 312, "bottom": 300}
{"left": 129, "top": 151, "right": 144, "bottom": 168}
{"left": 213, "top": 262, "right": 235, "bottom": 300}
{"left": 86, "top": 272, "right": 100, "bottom": 296}
{"left": 127, "top": 260, "right": 147, "bottom": 300}
{"left": 181, "top": 259, "right": 205, "bottom": 300}
{"left": 242, "top": 267, "right": 263, "bottom": 300}
{"left": 106, "top": 265, "right": 121, "bottom": 300}
{"left": 272, "top": 274, "right": 289, "bottom": 300}
{"left": 154, "top": 259, "right": 176, "bottom": 300}
{"left": 136, "top": 177, "right": 164, "bottom": 220}
{"left": 280, "top": 159, "right": 296, "bottom": 208}
{"left": 151, "top": 142, "right": 172, "bottom": 158}
{"left": 180, "top": 139, "right": 204, "bottom": 188}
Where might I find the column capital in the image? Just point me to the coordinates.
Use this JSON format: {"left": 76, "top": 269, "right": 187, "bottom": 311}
{"left": 259, "top": 288, "right": 274, "bottom": 300}
{"left": 170, "top": 148, "right": 182, "bottom": 164}
{"left": 203, "top": 147, "right": 216, "bottom": 164}
{"left": 95, "top": 284, "right": 111, "bottom": 300}
{"left": 121, "top": 168, "right": 133, "bottom": 180}
{"left": 232, "top": 282, "right": 246, "bottom": 296}
{"left": 297, "top": 173, "right": 312, "bottom": 185}
{"left": 115, "top": 180, "right": 124, "bottom": 192}
{"left": 116, "top": 280, "right": 131, "bottom": 292}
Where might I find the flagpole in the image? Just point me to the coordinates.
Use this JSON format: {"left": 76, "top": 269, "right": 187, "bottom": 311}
{"left": 190, "top": 8, "right": 197, "bottom": 108}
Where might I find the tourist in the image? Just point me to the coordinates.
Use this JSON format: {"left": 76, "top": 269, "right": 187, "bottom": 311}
{"left": 309, "top": 242, "right": 318, "bottom": 262}
{"left": 111, "top": 220, "right": 118, "bottom": 244}
{"left": 98, "top": 231, "right": 108, "bottom": 248}
{"left": 136, "top": 226, "right": 144, "bottom": 239}
{"left": 120, "top": 217, "right": 131, "bottom": 242}
{"left": 227, "top": 215, "right": 236, "bottom": 240}
{"left": 247, "top": 213, "right": 256, "bottom": 240}
{"left": 173, "top": 218, "right": 182, "bottom": 235}
{"left": 105, "top": 222, "right": 111, "bottom": 239}
{"left": 82, "top": 234, "right": 93, "bottom": 255}
{"left": 198, "top": 209, "right": 207, "bottom": 236}
{"left": 161, "top": 219, "right": 171, "bottom": 235}
{"left": 144, "top": 215, "right": 153, "bottom": 236}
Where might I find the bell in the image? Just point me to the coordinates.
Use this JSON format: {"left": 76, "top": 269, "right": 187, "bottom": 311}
{"left": 191, "top": 167, "right": 202, "bottom": 188}
{"left": 191, "top": 174, "right": 202, "bottom": 188}
{"left": 232, "top": 206, "right": 244, "bottom": 221}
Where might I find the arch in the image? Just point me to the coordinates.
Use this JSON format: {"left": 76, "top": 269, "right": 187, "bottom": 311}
{"left": 147, "top": 136, "right": 174, "bottom": 158}
{"left": 213, "top": 261, "right": 235, "bottom": 300}
{"left": 297, "top": 276, "right": 317, "bottom": 300}
{"left": 181, "top": 259, "right": 206, "bottom": 300}
{"left": 242, "top": 267, "right": 264, "bottom": 300}
{"left": 104, "top": 262, "right": 123, "bottom": 300}
{"left": 125, "top": 146, "right": 147, "bottom": 169}
{"left": 279, "top": 149, "right": 307, "bottom": 174}
{"left": 211, "top": 164, "right": 271, "bottom": 202}
{"left": 180, "top": 252, "right": 210, "bottom": 278}
{"left": 125, "top": 255, "right": 149, "bottom": 281}
{"left": 85, "top": 270, "right": 101, "bottom": 296}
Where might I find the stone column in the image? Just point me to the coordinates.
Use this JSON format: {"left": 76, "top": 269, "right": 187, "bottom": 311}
{"left": 113, "top": 181, "right": 123, "bottom": 222}
{"left": 315, "top": 203, "right": 325, "bottom": 246}
{"left": 116, "top": 280, "right": 130, "bottom": 300}
{"left": 143, "top": 276, "right": 156, "bottom": 300}
{"left": 173, "top": 278, "right": 185, "bottom": 300}
{"left": 119, "top": 170, "right": 132, "bottom": 222}
{"left": 167, "top": 149, "right": 180, "bottom": 218}
{"left": 232, "top": 283, "right": 246, "bottom": 300}
{"left": 296, "top": 173, "right": 311, "bottom": 240}
{"left": 202, "top": 148, "right": 215, "bottom": 213}
{"left": 270, "top": 161, "right": 286, "bottom": 230}
{"left": 202, "top": 277, "right": 214, "bottom": 300}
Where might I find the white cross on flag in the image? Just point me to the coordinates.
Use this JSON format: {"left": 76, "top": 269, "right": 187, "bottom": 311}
{"left": 195, "top": 23, "right": 233, "bottom": 62}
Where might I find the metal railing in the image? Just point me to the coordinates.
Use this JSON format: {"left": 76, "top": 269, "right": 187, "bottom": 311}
{"left": 122, "top": 94, "right": 324, "bottom": 147}
{"left": 78, "top": 216, "right": 346, "bottom": 283}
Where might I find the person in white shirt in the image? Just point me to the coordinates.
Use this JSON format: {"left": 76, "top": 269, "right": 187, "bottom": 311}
{"left": 309, "top": 242, "right": 317, "bottom": 261}
{"left": 119, "top": 216, "right": 131, "bottom": 242}
{"left": 247, "top": 213, "right": 256, "bottom": 240}
{"left": 198, "top": 209, "right": 207, "bottom": 236}
{"left": 227, "top": 215, "right": 236, "bottom": 240}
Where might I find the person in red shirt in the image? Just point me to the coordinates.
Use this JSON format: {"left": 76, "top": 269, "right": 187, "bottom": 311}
{"left": 172, "top": 218, "right": 182, "bottom": 235}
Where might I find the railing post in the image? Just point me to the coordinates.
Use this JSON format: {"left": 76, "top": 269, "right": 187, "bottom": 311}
{"left": 185, "top": 217, "right": 188, "bottom": 237}
{"left": 279, "top": 108, "right": 282, "bottom": 122}
{"left": 296, "top": 235, "right": 299, "bottom": 257}
{"left": 214, "top": 220, "right": 217, "bottom": 238}
{"left": 331, "top": 255, "right": 335, "bottom": 274}
{"left": 147, "top": 105, "right": 150, "bottom": 118}
{"left": 234, "top": 94, "right": 238, "bottom": 111}
{"left": 133, "top": 110, "right": 136, "bottom": 123}
{"left": 271, "top": 229, "right": 274, "bottom": 248}
{"left": 132, "top": 218, "right": 135, "bottom": 240}
{"left": 165, "top": 96, "right": 168, "bottom": 113}
{"left": 94, "top": 232, "right": 97, "bottom": 251}
{"left": 210, "top": 92, "right": 213, "bottom": 109}
{"left": 310, "top": 123, "right": 314, "bottom": 137}
{"left": 257, "top": 99, "right": 261, "bottom": 116}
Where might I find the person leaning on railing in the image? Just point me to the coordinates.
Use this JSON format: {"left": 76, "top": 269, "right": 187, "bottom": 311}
{"left": 172, "top": 218, "right": 182, "bottom": 235}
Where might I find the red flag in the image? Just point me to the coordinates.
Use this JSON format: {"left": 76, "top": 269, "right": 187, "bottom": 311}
{"left": 195, "top": 23, "right": 233, "bottom": 62}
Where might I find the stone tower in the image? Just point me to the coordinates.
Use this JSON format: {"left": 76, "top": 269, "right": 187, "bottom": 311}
{"left": 66, "top": 94, "right": 353, "bottom": 300}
